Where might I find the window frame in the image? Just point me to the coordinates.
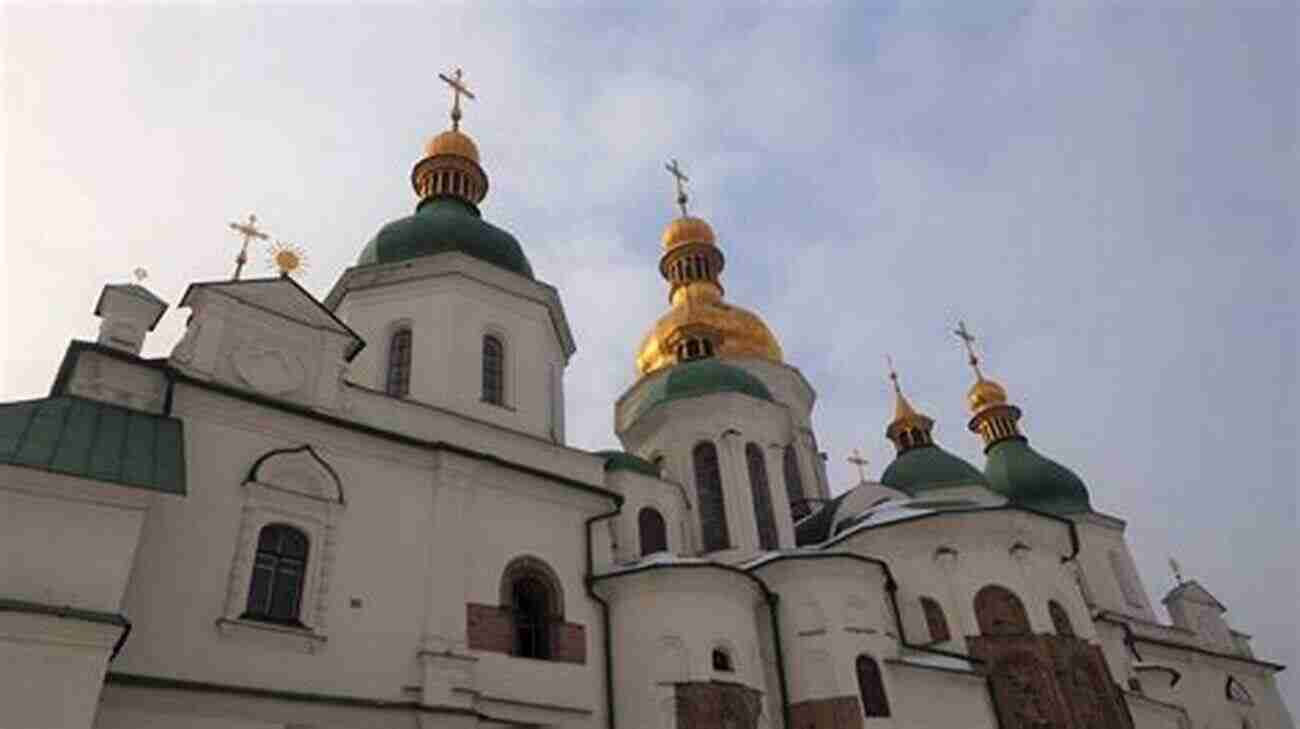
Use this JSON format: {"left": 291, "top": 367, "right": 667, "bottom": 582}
{"left": 920, "top": 596, "right": 951, "bottom": 642}
{"left": 499, "top": 555, "right": 565, "bottom": 661}
{"left": 692, "top": 441, "right": 731, "bottom": 553}
{"left": 243, "top": 523, "right": 310, "bottom": 627}
{"left": 1048, "top": 599, "right": 1075, "bottom": 637}
{"left": 745, "top": 442, "right": 779, "bottom": 550}
{"left": 384, "top": 325, "right": 413, "bottom": 397}
{"left": 638, "top": 506, "right": 669, "bottom": 556}
{"left": 481, "top": 333, "right": 506, "bottom": 406}
{"left": 974, "top": 584, "right": 1032, "bottom": 636}
{"left": 856, "top": 654, "right": 892, "bottom": 718}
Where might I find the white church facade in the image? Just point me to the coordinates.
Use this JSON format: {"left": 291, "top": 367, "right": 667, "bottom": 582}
{"left": 0, "top": 79, "right": 1292, "bottom": 729}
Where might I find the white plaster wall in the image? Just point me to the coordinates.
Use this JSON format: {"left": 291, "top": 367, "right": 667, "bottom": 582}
{"left": 600, "top": 568, "right": 769, "bottom": 729}
{"left": 0, "top": 468, "right": 151, "bottom": 613}
{"left": 617, "top": 392, "right": 797, "bottom": 556}
{"left": 1072, "top": 513, "right": 1158, "bottom": 622}
{"left": 0, "top": 614, "right": 122, "bottom": 729}
{"left": 604, "top": 470, "right": 691, "bottom": 565}
{"left": 336, "top": 266, "right": 567, "bottom": 441}
{"left": 108, "top": 385, "right": 609, "bottom": 727}
{"left": 1136, "top": 642, "right": 1295, "bottom": 729}
{"left": 886, "top": 663, "right": 997, "bottom": 729}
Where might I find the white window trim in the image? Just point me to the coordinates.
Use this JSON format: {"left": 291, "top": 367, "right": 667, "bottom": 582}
{"left": 218, "top": 446, "right": 344, "bottom": 654}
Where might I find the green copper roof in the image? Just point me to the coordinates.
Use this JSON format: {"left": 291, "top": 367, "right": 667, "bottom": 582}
{"left": 358, "top": 196, "right": 533, "bottom": 278}
{"left": 0, "top": 396, "right": 186, "bottom": 495}
{"left": 983, "top": 437, "right": 1090, "bottom": 515}
{"left": 880, "top": 444, "right": 989, "bottom": 496}
{"left": 629, "top": 358, "right": 774, "bottom": 423}
{"left": 594, "top": 450, "right": 660, "bottom": 478}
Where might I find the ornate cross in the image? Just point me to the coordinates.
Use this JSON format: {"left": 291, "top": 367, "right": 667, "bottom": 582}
{"left": 1169, "top": 557, "right": 1185, "bottom": 586}
{"left": 953, "top": 320, "right": 983, "bottom": 376}
{"left": 665, "top": 158, "right": 690, "bottom": 216}
{"left": 438, "top": 67, "right": 476, "bottom": 131}
{"left": 886, "top": 354, "right": 901, "bottom": 393}
{"left": 847, "top": 449, "right": 869, "bottom": 483}
{"left": 228, "top": 213, "right": 268, "bottom": 281}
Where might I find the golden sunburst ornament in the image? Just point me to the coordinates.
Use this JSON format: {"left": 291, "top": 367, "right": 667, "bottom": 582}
{"left": 267, "top": 240, "right": 308, "bottom": 277}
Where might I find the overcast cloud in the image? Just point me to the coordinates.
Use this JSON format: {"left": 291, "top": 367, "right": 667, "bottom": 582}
{"left": 3, "top": 1, "right": 1295, "bottom": 708}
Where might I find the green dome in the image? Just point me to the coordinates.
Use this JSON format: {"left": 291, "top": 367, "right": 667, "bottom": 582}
{"left": 983, "top": 438, "right": 1091, "bottom": 515}
{"left": 358, "top": 196, "right": 533, "bottom": 278}
{"left": 880, "top": 444, "right": 989, "bottom": 496}
{"left": 629, "top": 358, "right": 774, "bottom": 423}
{"left": 593, "top": 450, "right": 660, "bottom": 478}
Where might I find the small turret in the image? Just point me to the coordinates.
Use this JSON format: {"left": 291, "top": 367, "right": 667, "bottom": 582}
{"left": 94, "top": 275, "right": 167, "bottom": 355}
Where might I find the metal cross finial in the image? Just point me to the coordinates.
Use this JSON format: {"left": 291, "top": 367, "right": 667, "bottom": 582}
{"left": 665, "top": 158, "right": 690, "bottom": 217}
{"left": 953, "top": 320, "right": 984, "bottom": 378}
{"left": 886, "top": 354, "right": 902, "bottom": 394}
{"left": 1169, "top": 557, "right": 1185, "bottom": 586}
{"left": 228, "top": 213, "right": 269, "bottom": 281}
{"left": 847, "top": 449, "right": 870, "bottom": 484}
{"left": 438, "top": 67, "right": 476, "bottom": 131}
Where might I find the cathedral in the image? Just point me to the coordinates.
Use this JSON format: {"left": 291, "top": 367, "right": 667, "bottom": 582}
{"left": 0, "top": 73, "right": 1291, "bottom": 729}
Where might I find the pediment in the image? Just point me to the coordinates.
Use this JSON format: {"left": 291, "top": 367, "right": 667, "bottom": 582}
{"left": 179, "top": 276, "right": 364, "bottom": 359}
{"left": 245, "top": 445, "right": 344, "bottom": 504}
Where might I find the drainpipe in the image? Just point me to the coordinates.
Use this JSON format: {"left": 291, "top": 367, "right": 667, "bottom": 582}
{"left": 584, "top": 498, "right": 623, "bottom": 729}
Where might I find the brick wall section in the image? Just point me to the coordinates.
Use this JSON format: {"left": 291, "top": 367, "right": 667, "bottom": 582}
{"left": 465, "top": 603, "right": 586, "bottom": 665}
{"left": 789, "top": 696, "right": 865, "bottom": 729}
{"left": 675, "top": 681, "right": 765, "bottom": 729}
{"left": 550, "top": 620, "right": 587, "bottom": 664}
{"left": 466, "top": 603, "right": 514, "bottom": 654}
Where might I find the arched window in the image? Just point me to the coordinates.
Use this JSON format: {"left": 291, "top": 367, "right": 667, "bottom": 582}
{"left": 975, "top": 585, "right": 1031, "bottom": 636}
{"left": 856, "top": 654, "right": 891, "bottom": 717}
{"left": 921, "top": 597, "right": 951, "bottom": 642}
{"left": 385, "top": 327, "right": 412, "bottom": 397}
{"left": 712, "top": 647, "right": 734, "bottom": 672}
{"left": 693, "top": 442, "right": 730, "bottom": 553}
{"left": 746, "top": 443, "right": 779, "bottom": 550}
{"left": 638, "top": 507, "right": 668, "bottom": 556}
{"left": 500, "top": 557, "right": 562, "bottom": 661}
{"left": 482, "top": 334, "right": 505, "bottom": 406}
{"left": 783, "top": 445, "right": 809, "bottom": 521}
{"left": 1049, "top": 600, "right": 1074, "bottom": 636}
{"left": 244, "top": 524, "right": 309, "bottom": 625}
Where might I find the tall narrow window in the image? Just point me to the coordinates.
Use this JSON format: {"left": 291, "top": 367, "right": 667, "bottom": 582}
{"left": 920, "top": 597, "right": 951, "bottom": 642}
{"left": 746, "top": 443, "right": 779, "bottom": 550}
{"left": 693, "top": 442, "right": 730, "bottom": 553}
{"left": 975, "top": 585, "right": 1031, "bottom": 636}
{"left": 783, "top": 444, "right": 809, "bottom": 521}
{"left": 1049, "top": 600, "right": 1075, "bottom": 636}
{"left": 385, "top": 327, "right": 412, "bottom": 397}
{"left": 638, "top": 507, "right": 668, "bottom": 556}
{"left": 244, "top": 524, "right": 309, "bottom": 625}
{"left": 856, "top": 655, "right": 891, "bottom": 718}
{"left": 482, "top": 334, "right": 505, "bottom": 405}
{"left": 511, "top": 575, "right": 552, "bottom": 659}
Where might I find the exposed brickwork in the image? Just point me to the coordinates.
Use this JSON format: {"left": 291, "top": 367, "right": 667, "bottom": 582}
{"left": 968, "top": 634, "right": 1134, "bottom": 729}
{"left": 789, "top": 695, "right": 864, "bottom": 729}
{"left": 466, "top": 603, "right": 514, "bottom": 654}
{"left": 550, "top": 620, "right": 587, "bottom": 664}
{"left": 465, "top": 603, "right": 586, "bottom": 665}
{"left": 675, "top": 681, "right": 765, "bottom": 729}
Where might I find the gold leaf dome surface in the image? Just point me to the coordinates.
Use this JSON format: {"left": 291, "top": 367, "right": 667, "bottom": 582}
{"left": 635, "top": 285, "right": 783, "bottom": 375}
{"left": 661, "top": 216, "right": 716, "bottom": 250}
{"left": 424, "top": 129, "right": 480, "bottom": 163}
{"left": 967, "top": 377, "right": 1008, "bottom": 414}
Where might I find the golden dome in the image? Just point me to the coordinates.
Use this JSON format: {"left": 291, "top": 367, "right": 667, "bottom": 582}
{"left": 423, "top": 129, "right": 480, "bottom": 163}
{"left": 635, "top": 284, "right": 783, "bottom": 375}
{"left": 893, "top": 388, "right": 926, "bottom": 426}
{"left": 662, "top": 216, "right": 716, "bottom": 250}
{"left": 967, "top": 376, "right": 1009, "bottom": 414}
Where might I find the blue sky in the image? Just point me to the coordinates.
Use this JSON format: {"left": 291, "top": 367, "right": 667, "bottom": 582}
{"left": 3, "top": 1, "right": 1295, "bottom": 707}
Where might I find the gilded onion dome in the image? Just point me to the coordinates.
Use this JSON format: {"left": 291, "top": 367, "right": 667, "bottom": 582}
{"left": 635, "top": 161, "right": 784, "bottom": 376}
{"left": 880, "top": 363, "right": 989, "bottom": 496}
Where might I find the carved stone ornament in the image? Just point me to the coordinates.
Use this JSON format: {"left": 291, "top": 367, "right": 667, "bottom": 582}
{"left": 232, "top": 344, "right": 306, "bottom": 395}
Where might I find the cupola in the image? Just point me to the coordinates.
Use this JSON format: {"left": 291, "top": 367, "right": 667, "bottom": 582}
{"left": 635, "top": 160, "right": 783, "bottom": 375}
{"left": 879, "top": 360, "right": 988, "bottom": 496}
{"left": 953, "top": 322, "right": 1091, "bottom": 515}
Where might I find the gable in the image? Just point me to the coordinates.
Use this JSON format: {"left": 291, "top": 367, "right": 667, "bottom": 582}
{"left": 179, "top": 276, "right": 364, "bottom": 359}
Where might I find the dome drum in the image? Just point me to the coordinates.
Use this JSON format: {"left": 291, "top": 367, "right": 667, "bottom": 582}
{"left": 660, "top": 243, "right": 725, "bottom": 300}
{"left": 412, "top": 153, "right": 488, "bottom": 204}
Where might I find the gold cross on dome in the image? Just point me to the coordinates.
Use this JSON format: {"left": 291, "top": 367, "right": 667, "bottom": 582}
{"left": 438, "top": 67, "right": 476, "bottom": 131}
{"left": 847, "top": 449, "right": 869, "bottom": 483}
{"left": 953, "top": 320, "right": 984, "bottom": 377}
{"left": 665, "top": 158, "right": 690, "bottom": 217}
{"left": 228, "top": 213, "right": 269, "bottom": 281}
